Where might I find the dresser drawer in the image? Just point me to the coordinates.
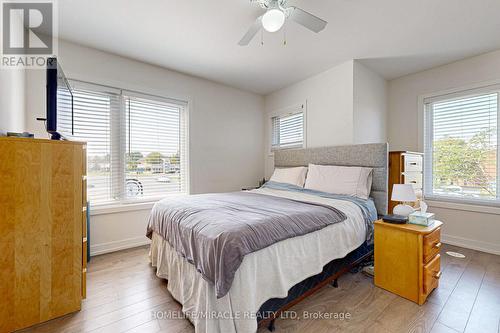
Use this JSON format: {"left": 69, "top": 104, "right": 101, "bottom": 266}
{"left": 423, "top": 227, "right": 441, "bottom": 263}
{"left": 404, "top": 172, "right": 422, "bottom": 189}
{"left": 423, "top": 254, "right": 441, "bottom": 295}
{"left": 404, "top": 155, "right": 423, "bottom": 172}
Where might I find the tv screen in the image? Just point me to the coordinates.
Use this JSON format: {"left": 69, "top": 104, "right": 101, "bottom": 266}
{"left": 46, "top": 57, "right": 73, "bottom": 140}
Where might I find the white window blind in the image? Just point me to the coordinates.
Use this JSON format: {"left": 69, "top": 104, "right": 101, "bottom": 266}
{"left": 72, "top": 88, "right": 116, "bottom": 204}
{"left": 424, "top": 88, "right": 499, "bottom": 205}
{"left": 271, "top": 107, "right": 304, "bottom": 150}
{"left": 124, "top": 95, "right": 188, "bottom": 201}
{"left": 56, "top": 81, "right": 74, "bottom": 136}
{"left": 69, "top": 80, "right": 189, "bottom": 207}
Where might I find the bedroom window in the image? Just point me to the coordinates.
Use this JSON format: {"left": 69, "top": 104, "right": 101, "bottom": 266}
{"left": 124, "top": 94, "right": 188, "bottom": 200}
{"left": 70, "top": 81, "right": 189, "bottom": 207}
{"left": 271, "top": 105, "right": 305, "bottom": 150}
{"left": 423, "top": 87, "right": 499, "bottom": 206}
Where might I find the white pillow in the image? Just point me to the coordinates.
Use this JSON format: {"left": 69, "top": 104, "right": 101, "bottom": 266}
{"left": 269, "top": 166, "right": 308, "bottom": 187}
{"left": 304, "top": 164, "right": 373, "bottom": 199}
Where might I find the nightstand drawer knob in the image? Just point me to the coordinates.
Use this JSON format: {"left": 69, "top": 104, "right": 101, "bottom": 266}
{"left": 433, "top": 242, "right": 442, "bottom": 249}
{"left": 433, "top": 271, "right": 442, "bottom": 279}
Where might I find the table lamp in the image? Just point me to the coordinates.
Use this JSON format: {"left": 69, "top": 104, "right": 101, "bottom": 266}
{"left": 391, "top": 184, "right": 417, "bottom": 216}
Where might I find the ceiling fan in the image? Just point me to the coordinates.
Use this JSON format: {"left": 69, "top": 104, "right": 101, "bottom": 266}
{"left": 238, "top": 0, "right": 328, "bottom": 46}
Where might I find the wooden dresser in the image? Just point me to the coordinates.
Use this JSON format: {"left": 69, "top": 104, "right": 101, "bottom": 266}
{"left": 374, "top": 219, "right": 442, "bottom": 305}
{"left": 388, "top": 151, "right": 423, "bottom": 214}
{"left": 0, "top": 137, "right": 87, "bottom": 332}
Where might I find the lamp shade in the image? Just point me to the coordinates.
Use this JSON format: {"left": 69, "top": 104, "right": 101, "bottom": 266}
{"left": 391, "top": 184, "right": 417, "bottom": 202}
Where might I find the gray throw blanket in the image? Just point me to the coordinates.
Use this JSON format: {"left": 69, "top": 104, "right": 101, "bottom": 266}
{"left": 146, "top": 191, "right": 347, "bottom": 298}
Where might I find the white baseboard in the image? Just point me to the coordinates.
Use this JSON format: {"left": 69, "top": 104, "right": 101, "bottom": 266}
{"left": 90, "top": 236, "right": 151, "bottom": 256}
{"left": 442, "top": 233, "right": 500, "bottom": 256}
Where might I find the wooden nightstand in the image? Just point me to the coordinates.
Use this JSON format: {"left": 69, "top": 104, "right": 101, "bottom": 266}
{"left": 374, "top": 219, "right": 443, "bottom": 305}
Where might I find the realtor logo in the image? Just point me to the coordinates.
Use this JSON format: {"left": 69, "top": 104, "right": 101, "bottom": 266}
{"left": 2, "top": 2, "right": 52, "bottom": 54}
{"left": 1, "top": 1, "right": 56, "bottom": 68}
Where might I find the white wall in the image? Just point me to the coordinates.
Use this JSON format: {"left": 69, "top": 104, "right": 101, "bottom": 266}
{"left": 0, "top": 12, "right": 25, "bottom": 135}
{"left": 25, "top": 40, "right": 265, "bottom": 255}
{"left": 0, "top": 68, "right": 25, "bottom": 134}
{"left": 388, "top": 49, "right": 500, "bottom": 151}
{"left": 353, "top": 61, "right": 387, "bottom": 144}
{"left": 18, "top": 37, "right": 499, "bottom": 256}
{"left": 388, "top": 49, "right": 500, "bottom": 255}
{"left": 264, "top": 60, "right": 387, "bottom": 177}
{"left": 264, "top": 60, "right": 355, "bottom": 176}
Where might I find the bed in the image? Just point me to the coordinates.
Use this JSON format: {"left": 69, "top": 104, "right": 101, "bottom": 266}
{"left": 147, "top": 143, "right": 388, "bottom": 333}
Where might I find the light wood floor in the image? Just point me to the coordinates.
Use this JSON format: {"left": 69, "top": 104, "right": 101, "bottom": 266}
{"left": 19, "top": 244, "right": 500, "bottom": 333}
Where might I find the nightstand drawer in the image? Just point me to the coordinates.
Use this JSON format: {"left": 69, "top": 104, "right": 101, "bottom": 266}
{"left": 404, "top": 155, "right": 423, "bottom": 172}
{"left": 423, "top": 227, "right": 441, "bottom": 264}
{"left": 423, "top": 254, "right": 441, "bottom": 295}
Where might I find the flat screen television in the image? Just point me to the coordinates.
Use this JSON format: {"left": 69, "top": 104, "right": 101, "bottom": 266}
{"left": 46, "top": 57, "right": 74, "bottom": 140}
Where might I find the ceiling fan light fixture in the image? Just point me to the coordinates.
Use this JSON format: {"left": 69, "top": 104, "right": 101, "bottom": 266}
{"left": 261, "top": 8, "right": 285, "bottom": 32}
{"left": 238, "top": 1, "right": 327, "bottom": 46}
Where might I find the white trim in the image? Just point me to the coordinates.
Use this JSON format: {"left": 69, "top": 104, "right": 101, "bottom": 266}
{"left": 181, "top": 101, "right": 191, "bottom": 195}
{"left": 427, "top": 199, "right": 500, "bottom": 215}
{"left": 304, "top": 99, "right": 308, "bottom": 149}
{"left": 69, "top": 79, "right": 121, "bottom": 95}
{"left": 419, "top": 80, "right": 500, "bottom": 204}
{"left": 90, "top": 201, "right": 155, "bottom": 215}
{"left": 67, "top": 75, "right": 193, "bottom": 105}
{"left": 123, "top": 90, "right": 189, "bottom": 107}
{"left": 268, "top": 101, "right": 305, "bottom": 118}
{"left": 90, "top": 236, "right": 151, "bottom": 256}
{"left": 497, "top": 90, "right": 500, "bottom": 200}
{"left": 90, "top": 192, "right": 189, "bottom": 215}
{"left": 68, "top": 78, "right": 191, "bottom": 206}
{"left": 423, "top": 83, "right": 500, "bottom": 104}
{"left": 268, "top": 101, "right": 307, "bottom": 156}
{"left": 417, "top": 77, "right": 500, "bottom": 151}
{"left": 442, "top": 233, "right": 500, "bottom": 256}
{"left": 418, "top": 78, "right": 500, "bottom": 103}
{"left": 422, "top": 102, "right": 433, "bottom": 196}
{"left": 417, "top": 96, "right": 424, "bottom": 152}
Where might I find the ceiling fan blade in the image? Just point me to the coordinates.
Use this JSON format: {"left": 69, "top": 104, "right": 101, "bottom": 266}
{"left": 238, "top": 16, "right": 262, "bottom": 46}
{"left": 289, "top": 7, "right": 327, "bottom": 33}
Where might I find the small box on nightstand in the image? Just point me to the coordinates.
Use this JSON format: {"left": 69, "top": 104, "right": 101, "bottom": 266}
{"left": 408, "top": 211, "right": 435, "bottom": 226}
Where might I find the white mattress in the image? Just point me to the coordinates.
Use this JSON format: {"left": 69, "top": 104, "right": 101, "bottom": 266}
{"left": 149, "top": 188, "right": 367, "bottom": 333}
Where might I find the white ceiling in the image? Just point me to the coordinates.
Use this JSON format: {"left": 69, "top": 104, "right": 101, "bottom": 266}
{"left": 58, "top": 0, "right": 500, "bottom": 95}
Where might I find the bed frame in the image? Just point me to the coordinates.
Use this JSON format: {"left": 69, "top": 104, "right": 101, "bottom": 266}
{"left": 258, "top": 143, "right": 388, "bottom": 331}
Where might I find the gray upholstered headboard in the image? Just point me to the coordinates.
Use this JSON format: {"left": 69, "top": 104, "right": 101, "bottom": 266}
{"left": 274, "top": 143, "right": 388, "bottom": 216}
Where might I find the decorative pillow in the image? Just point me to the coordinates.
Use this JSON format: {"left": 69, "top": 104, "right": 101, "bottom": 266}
{"left": 269, "top": 166, "right": 308, "bottom": 187}
{"left": 304, "top": 164, "right": 373, "bottom": 199}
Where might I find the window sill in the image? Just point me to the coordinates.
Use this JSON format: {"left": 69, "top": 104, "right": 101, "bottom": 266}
{"left": 90, "top": 202, "right": 156, "bottom": 216}
{"left": 426, "top": 199, "right": 500, "bottom": 215}
{"left": 89, "top": 193, "right": 189, "bottom": 216}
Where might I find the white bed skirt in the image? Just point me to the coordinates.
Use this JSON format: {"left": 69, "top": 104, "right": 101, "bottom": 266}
{"left": 151, "top": 232, "right": 258, "bottom": 333}
{"left": 149, "top": 220, "right": 365, "bottom": 331}
{"left": 149, "top": 187, "right": 366, "bottom": 333}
